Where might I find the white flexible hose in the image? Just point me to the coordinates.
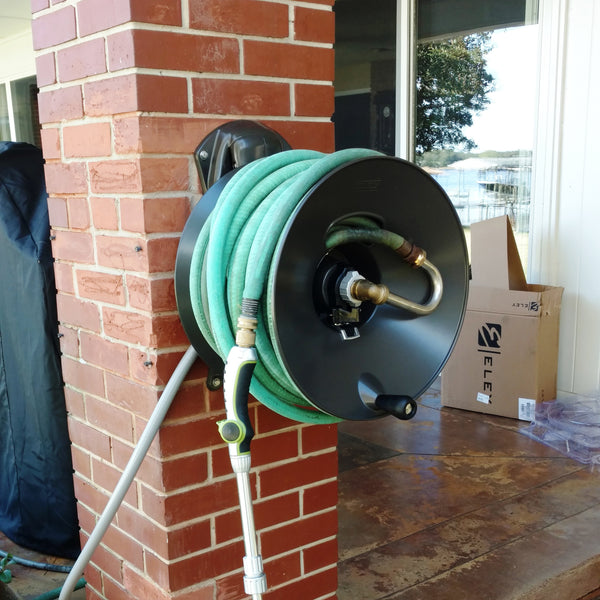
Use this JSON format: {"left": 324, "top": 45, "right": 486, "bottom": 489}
{"left": 58, "top": 345, "right": 198, "bottom": 600}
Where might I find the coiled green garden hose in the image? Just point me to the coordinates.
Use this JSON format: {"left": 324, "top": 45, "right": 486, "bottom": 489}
{"left": 189, "top": 147, "right": 384, "bottom": 423}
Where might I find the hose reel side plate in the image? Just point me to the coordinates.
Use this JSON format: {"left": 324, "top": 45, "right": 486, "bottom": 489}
{"left": 270, "top": 156, "right": 469, "bottom": 421}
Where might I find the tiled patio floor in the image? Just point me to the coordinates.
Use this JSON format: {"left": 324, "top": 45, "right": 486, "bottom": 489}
{"left": 2, "top": 380, "right": 600, "bottom": 599}
{"left": 337, "top": 380, "right": 600, "bottom": 600}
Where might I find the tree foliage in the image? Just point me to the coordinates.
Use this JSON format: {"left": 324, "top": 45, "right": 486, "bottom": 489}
{"left": 416, "top": 33, "right": 494, "bottom": 155}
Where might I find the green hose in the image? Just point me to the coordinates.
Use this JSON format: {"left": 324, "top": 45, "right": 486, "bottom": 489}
{"left": 30, "top": 577, "right": 86, "bottom": 600}
{"left": 190, "top": 148, "right": 382, "bottom": 423}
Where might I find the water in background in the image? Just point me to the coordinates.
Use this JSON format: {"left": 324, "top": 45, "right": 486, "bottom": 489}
{"left": 428, "top": 157, "right": 531, "bottom": 233}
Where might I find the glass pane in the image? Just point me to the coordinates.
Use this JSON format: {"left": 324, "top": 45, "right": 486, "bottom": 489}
{"left": 334, "top": 0, "right": 396, "bottom": 154}
{"left": 415, "top": 6, "right": 538, "bottom": 271}
{"left": 0, "top": 84, "right": 10, "bottom": 141}
{"left": 10, "top": 75, "right": 40, "bottom": 147}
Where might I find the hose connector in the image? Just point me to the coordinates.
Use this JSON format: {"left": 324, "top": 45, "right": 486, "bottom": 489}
{"left": 342, "top": 258, "right": 443, "bottom": 317}
{"left": 236, "top": 314, "right": 258, "bottom": 348}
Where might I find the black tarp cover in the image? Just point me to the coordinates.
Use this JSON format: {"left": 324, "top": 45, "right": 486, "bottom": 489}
{"left": 0, "top": 142, "right": 79, "bottom": 559}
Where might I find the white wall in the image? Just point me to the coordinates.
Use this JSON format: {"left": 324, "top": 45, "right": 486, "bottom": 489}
{"left": 0, "top": 30, "right": 35, "bottom": 81}
{"left": 530, "top": 0, "right": 600, "bottom": 393}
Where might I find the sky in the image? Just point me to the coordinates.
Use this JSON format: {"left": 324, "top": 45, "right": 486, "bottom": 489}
{"left": 464, "top": 25, "right": 539, "bottom": 152}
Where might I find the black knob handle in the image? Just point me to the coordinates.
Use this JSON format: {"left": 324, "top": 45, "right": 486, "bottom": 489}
{"left": 374, "top": 395, "right": 417, "bottom": 420}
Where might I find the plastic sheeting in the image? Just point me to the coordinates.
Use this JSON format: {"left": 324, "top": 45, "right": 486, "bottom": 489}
{"left": 521, "top": 394, "right": 600, "bottom": 466}
{"left": 0, "top": 142, "right": 79, "bottom": 559}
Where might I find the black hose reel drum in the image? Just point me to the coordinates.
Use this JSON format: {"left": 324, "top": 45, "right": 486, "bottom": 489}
{"left": 176, "top": 121, "right": 469, "bottom": 422}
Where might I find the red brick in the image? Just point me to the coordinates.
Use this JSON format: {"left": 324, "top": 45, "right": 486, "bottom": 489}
{"left": 105, "top": 372, "right": 159, "bottom": 420}
{"left": 127, "top": 276, "right": 175, "bottom": 313}
{"left": 263, "top": 551, "right": 302, "bottom": 588}
{"left": 251, "top": 430, "right": 299, "bottom": 467}
{"left": 114, "top": 115, "right": 223, "bottom": 155}
{"left": 95, "top": 235, "right": 148, "bottom": 271}
{"left": 31, "top": 0, "right": 50, "bottom": 12}
{"left": 88, "top": 541, "right": 125, "bottom": 586}
{"left": 244, "top": 41, "right": 334, "bottom": 81}
{"left": 51, "top": 230, "right": 94, "bottom": 262}
{"left": 159, "top": 416, "right": 221, "bottom": 457}
{"left": 162, "top": 453, "right": 209, "bottom": 492}
{"left": 123, "top": 564, "right": 171, "bottom": 600}
{"left": 190, "top": 0, "right": 287, "bottom": 36}
{"left": 73, "top": 473, "right": 111, "bottom": 512}
{"left": 255, "top": 491, "right": 301, "bottom": 531}
{"left": 102, "top": 306, "right": 152, "bottom": 346}
{"left": 54, "top": 263, "right": 75, "bottom": 294}
{"left": 192, "top": 78, "right": 289, "bottom": 116}
{"left": 168, "top": 519, "right": 212, "bottom": 559}
{"left": 254, "top": 403, "right": 297, "bottom": 435}
{"left": 214, "top": 508, "right": 242, "bottom": 544}
{"left": 101, "top": 523, "right": 143, "bottom": 570}
{"left": 47, "top": 196, "right": 68, "bottom": 227}
{"left": 76, "top": 270, "right": 124, "bottom": 305}
{"left": 57, "top": 38, "right": 107, "bottom": 82}
{"left": 144, "top": 478, "right": 240, "bottom": 526}
{"left": 302, "top": 423, "right": 337, "bottom": 453}
{"left": 303, "top": 537, "right": 337, "bottom": 573}
{"left": 120, "top": 196, "right": 190, "bottom": 234}
{"left": 58, "top": 323, "right": 79, "bottom": 355}
{"left": 35, "top": 53, "right": 56, "bottom": 87}
{"left": 101, "top": 575, "right": 132, "bottom": 600}
{"left": 91, "top": 456, "right": 136, "bottom": 503}
{"left": 150, "top": 314, "right": 188, "bottom": 347}
{"left": 295, "top": 83, "right": 335, "bottom": 117}
{"left": 71, "top": 445, "right": 92, "bottom": 480}
{"left": 89, "top": 159, "right": 141, "bottom": 194}
{"left": 211, "top": 446, "right": 233, "bottom": 479}
{"left": 259, "top": 452, "right": 338, "bottom": 497}
{"left": 80, "top": 331, "right": 129, "bottom": 374}
{"left": 56, "top": 293, "right": 101, "bottom": 331}
{"left": 294, "top": 6, "right": 335, "bottom": 43}
{"left": 140, "top": 158, "right": 190, "bottom": 193}
{"left": 161, "top": 378, "right": 209, "bottom": 418}
{"left": 303, "top": 480, "right": 338, "bottom": 515}
{"left": 61, "top": 355, "right": 106, "bottom": 396}
{"left": 68, "top": 419, "right": 112, "bottom": 462}
{"left": 263, "top": 119, "right": 334, "bottom": 153}
{"left": 163, "top": 541, "right": 244, "bottom": 590}
{"left": 146, "top": 237, "right": 179, "bottom": 273}
{"left": 66, "top": 196, "right": 90, "bottom": 229}
{"left": 31, "top": 5, "right": 76, "bottom": 50}
{"left": 40, "top": 128, "right": 60, "bottom": 159}
{"left": 84, "top": 74, "right": 188, "bottom": 116}
{"left": 78, "top": 0, "right": 181, "bottom": 37}
{"left": 38, "top": 86, "right": 83, "bottom": 123}
{"left": 44, "top": 161, "right": 88, "bottom": 194}
{"left": 266, "top": 566, "right": 337, "bottom": 600}
{"left": 63, "top": 122, "right": 112, "bottom": 158}
{"left": 90, "top": 197, "right": 119, "bottom": 230}
{"left": 260, "top": 510, "right": 337, "bottom": 558}
{"left": 107, "top": 29, "right": 239, "bottom": 74}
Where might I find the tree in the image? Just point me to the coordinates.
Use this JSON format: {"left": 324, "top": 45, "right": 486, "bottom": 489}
{"left": 416, "top": 33, "right": 494, "bottom": 156}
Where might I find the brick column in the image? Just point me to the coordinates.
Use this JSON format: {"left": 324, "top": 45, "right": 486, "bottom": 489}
{"left": 32, "top": 1, "right": 338, "bottom": 599}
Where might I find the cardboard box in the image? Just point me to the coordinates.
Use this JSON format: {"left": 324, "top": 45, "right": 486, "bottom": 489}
{"left": 441, "top": 216, "right": 563, "bottom": 420}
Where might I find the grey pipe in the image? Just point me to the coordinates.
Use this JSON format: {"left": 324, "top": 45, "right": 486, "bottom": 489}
{"left": 58, "top": 345, "right": 198, "bottom": 600}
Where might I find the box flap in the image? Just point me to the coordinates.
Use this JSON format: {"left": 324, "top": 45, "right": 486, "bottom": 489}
{"left": 467, "top": 284, "right": 563, "bottom": 317}
{"left": 470, "top": 216, "right": 527, "bottom": 290}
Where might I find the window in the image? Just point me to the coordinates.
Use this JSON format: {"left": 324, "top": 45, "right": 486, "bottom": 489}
{"left": 334, "top": 0, "right": 396, "bottom": 155}
{"left": 415, "top": 0, "right": 539, "bottom": 268}
{"left": 0, "top": 84, "right": 10, "bottom": 140}
{"left": 0, "top": 75, "right": 40, "bottom": 147}
{"left": 334, "top": 0, "right": 539, "bottom": 269}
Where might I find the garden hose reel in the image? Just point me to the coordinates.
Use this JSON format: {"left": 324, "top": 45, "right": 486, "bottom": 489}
{"left": 175, "top": 120, "right": 470, "bottom": 422}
